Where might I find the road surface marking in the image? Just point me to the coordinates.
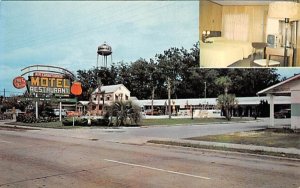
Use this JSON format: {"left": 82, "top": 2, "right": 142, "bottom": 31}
{"left": 104, "top": 159, "right": 211, "bottom": 180}
{"left": 0, "top": 140, "right": 12, "bottom": 144}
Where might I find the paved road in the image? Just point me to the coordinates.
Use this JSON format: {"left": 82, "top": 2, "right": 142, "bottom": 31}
{"left": 0, "top": 119, "right": 299, "bottom": 188}
{"left": 14, "top": 118, "right": 289, "bottom": 145}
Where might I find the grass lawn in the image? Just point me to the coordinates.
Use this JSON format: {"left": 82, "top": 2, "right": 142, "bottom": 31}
{"left": 6, "top": 117, "right": 254, "bottom": 129}
{"left": 187, "top": 129, "right": 300, "bottom": 149}
{"left": 141, "top": 117, "right": 253, "bottom": 126}
{"left": 7, "top": 121, "right": 82, "bottom": 129}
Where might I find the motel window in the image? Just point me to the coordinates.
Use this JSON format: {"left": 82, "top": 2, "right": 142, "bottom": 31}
{"left": 125, "top": 95, "right": 129, "bottom": 100}
{"left": 106, "top": 96, "right": 110, "bottom": 101}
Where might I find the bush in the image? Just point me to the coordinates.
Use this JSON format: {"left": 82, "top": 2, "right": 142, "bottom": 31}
{"left": 62, "top": 118, "right": 86, "bottom": 126}
{"left": 17, "top": 113, "right": 37, "bottom": 123}
{"left": 17, "top": 113, "right": 59, "bottom": 123}
{"left": 62, "top": 118, "right": 74, "bottom": 126}
{"left": 91, "top": 118, "right": 109, "bottom": 126}
{"left": 62, "top": 118, "right": 109, "bottom": 126}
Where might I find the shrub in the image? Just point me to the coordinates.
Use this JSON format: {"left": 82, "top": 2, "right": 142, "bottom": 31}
{"left": 93, "top": 118, "right": 109, "bottom": 126}
{"left": 62, "top": 118, "right": 87, "bottom": 126}
{"left": 17, "top": 113, "right": 37, "bottom": 123}
{"left": 62, "top": 118, "right": 108, "bottom": 126}
{"left": 62, "top": 118, "right": 74, "bottom": 126}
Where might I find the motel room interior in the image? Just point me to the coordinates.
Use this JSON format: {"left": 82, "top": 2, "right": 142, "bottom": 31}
{"left": 199, "top": 0, "right": 300, "bottom": 68}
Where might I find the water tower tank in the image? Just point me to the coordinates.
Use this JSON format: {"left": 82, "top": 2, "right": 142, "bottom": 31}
{"left": 96, "top": 42, "right": 112, "bottom": 68}
{"left": 97, "top": 43, "right": 112, "bottom": 56}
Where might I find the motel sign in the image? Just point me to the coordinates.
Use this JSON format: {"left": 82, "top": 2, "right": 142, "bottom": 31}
{"left": 27, "top": 74, "right": 71, "bottom": 95}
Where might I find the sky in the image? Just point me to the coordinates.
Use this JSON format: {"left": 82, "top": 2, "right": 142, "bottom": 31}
{"left": 0, "top": 1, "right": 199, "bottom": 96}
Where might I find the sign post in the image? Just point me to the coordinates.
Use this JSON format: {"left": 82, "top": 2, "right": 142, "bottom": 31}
{"left": 59, "top": 97, "right": 62, "bottom": 122}
{"left": 35, "top": 93, "right": 38, "bottom": 119}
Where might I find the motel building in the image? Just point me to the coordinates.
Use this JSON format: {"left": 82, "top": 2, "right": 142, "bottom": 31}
{"left": 135, "top": 96, "right": 290, "bottom": 119}
{"left": 75, "top": 83, "right": 293, "bottom": 125}
{"left": 258, "top": 74, "right": 300, "bottom": 130}
{"left": 77, "top": 84, "right": 131, "bottom": 115}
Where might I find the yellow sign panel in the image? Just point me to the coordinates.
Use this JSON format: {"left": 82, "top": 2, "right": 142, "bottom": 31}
{"left": 28, "top": 76, "right": 70, "bottom": 94}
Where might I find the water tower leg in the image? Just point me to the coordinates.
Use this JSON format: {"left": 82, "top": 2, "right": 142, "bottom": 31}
{"left": 97, "top": 55, "right": 99, "bottom": 69}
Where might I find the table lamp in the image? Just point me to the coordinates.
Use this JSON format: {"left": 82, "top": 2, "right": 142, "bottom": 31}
{"left": 268, "top": 1, "right": 300, "bottom": 66}
{"left": 202, "top": 30, "right": 210, "bottom": 42}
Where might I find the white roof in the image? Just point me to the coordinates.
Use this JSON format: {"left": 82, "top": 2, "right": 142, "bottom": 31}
{"left": 92, "top": 84, "right": 130, "bottom": 94}
{"left": 257, "top": 74, "right": 300, "bottom": 95}
{"left": 78, "top": 96, "right": 290, "bottom": 107}
{"left": 136, "top": 96, "right": 291, "bottom": 107}
{"left": 130, "top": 96, "right": 138, "bottom": 101}
{"left": 78, "top": 101, "right": 89, "bottom": 106}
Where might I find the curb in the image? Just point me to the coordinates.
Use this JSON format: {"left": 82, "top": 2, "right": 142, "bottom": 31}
{"left": 147, "top": 139, "right": 300, "bottom": 159}
{"left": 146, "top": 142, "right": 300, "bottom": 162}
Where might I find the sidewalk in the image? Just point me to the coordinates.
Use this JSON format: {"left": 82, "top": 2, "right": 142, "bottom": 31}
{"left": 149, "top": 138, "right": 300, "bottom": 156}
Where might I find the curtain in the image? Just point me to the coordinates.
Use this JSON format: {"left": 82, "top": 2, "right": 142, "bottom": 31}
{"left": 223, "top": 14, "right": 249, "bottom": 41}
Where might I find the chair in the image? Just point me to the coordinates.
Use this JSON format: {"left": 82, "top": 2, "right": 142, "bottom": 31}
{"left": 252, "top": 42, "right": 280, "bottom": 67}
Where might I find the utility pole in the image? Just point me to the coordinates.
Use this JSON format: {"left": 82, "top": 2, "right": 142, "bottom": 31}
{"left": 167, "top": 77, "right": 171, "bottom": 119}
{"left": 151, "top": 86, "right": 156, "bottom": 116}
{"left": 97, "top": 78, "right": 102, "bottom": 116}
{"left": 3, "top": 88, "right": 5, "bottom": 99}
{"left": 204, "top": 82, "right": 207, "bottom": 98}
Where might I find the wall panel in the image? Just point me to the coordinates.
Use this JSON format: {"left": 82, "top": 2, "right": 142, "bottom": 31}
{"left": 200, "top": 0, "right": 222, "bottom": 40}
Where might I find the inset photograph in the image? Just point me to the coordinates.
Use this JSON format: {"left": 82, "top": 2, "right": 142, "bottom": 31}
{"left": 200, "top": 0, "right": 300, "bottom": 68}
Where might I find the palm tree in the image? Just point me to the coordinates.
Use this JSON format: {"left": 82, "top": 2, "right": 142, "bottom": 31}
{"left": 216, "top": 94, "right": 238, "bottom": 121}
{"left": 215, "top": 76, "right": 237, "bottom": 120}
{"left": 215, "top": 76, "right": 232, "bottom": 95}
{"left": 105, "top": 101, "right": 141, "bottom": 126}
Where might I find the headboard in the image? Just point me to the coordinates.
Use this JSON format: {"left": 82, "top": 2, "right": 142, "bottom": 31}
{"left": 207, "top": 31, "right": 221, "bottom": 38}
{"left": 202, "top": 31, "right": 221, "bottom": 42}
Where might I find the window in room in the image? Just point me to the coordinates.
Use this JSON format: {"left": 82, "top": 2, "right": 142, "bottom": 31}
{"left": 223, "top": 14, "right": 249, "bottom": 41}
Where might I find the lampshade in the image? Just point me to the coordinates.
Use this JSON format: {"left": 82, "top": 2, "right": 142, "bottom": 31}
{"left": 268, "top": 1, "right": 300, "bottom": 21}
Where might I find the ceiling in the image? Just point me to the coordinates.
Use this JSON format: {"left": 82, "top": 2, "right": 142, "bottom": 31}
{"left": 210, "top": 0, "right": 295, "bottom": 6}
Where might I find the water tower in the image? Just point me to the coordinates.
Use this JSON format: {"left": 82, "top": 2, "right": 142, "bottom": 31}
{"left": 97, "top": 42, "right": 112, "bottom": 68}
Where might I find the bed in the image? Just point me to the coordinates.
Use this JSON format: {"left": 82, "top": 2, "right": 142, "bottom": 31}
{"left": 200, "top": 42, "right": 244, "bottom": 67}
{"left": 200, "top": 31, "right": 252, "bottom": 68}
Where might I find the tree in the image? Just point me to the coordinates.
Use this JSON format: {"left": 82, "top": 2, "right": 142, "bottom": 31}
{"left": 127, "top": 59, "right": 155, "bottom": 99}
{"left": 1, "top": 95, "right": 30, "bottom": 113}
{"left": 217, "top": 94, "right": 238, "bottom": 121}
{"left": 215, "top": 76, "right": 232, "bottom": 95}
{"left": 75, "top": 44, "right": 281, "bottom": 101}
{"left": 215, "top": 76, "right": 237, "bottom": 120}
{"left": 105, "top": 101, "right": 141, "bottom": 126}
{"left": 156, "top": 47, "right": 184, "bottom": 99}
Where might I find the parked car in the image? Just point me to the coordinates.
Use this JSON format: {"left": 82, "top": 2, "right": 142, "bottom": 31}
{"left": 274, "top": 109, "right": 291, "bottom": 119}
{"left": 53, "top": 109, "right": 67, "bottom": 117}
{"left": 144, "top": 109, "right": 163, "bottom": 115}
